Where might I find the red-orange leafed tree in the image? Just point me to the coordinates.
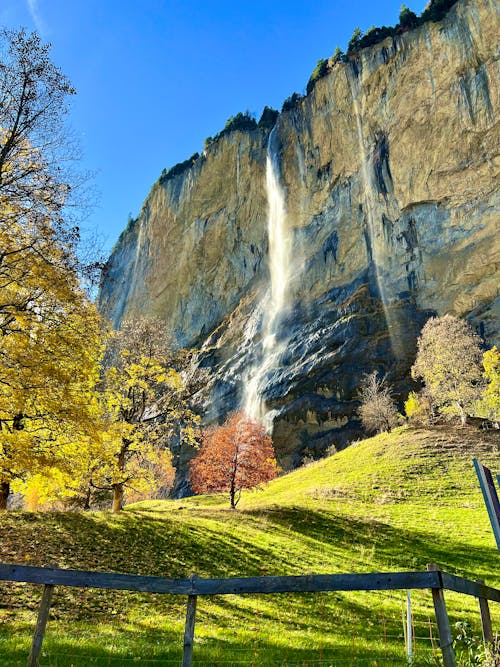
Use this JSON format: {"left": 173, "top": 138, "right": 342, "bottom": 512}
{"left": 190, "top": 412, "right": 278, "bottom": 508}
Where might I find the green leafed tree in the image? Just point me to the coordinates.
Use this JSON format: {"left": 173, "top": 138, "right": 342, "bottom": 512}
{"left": 411, "top": 315, "right": 483, "bottom": 426}
{"left": 306, "top": 58, "right": 329, "bottom": 95}
{"left": 399, "top": 5, "right": 419, "bottom": 29}
{"left": 474, "top": 346, "right": 500, "bottom": 424}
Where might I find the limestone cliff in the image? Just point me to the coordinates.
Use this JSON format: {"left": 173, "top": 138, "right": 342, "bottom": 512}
{"left": 99, "top": 0, "right": 499, "bottom": 471}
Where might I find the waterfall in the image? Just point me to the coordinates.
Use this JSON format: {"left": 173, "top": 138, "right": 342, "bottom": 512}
{"left": 243, "top": 127, "right": 292, "bottom": 430}
{"left": 347, "top": 70, "right": 403, "bottom": 360}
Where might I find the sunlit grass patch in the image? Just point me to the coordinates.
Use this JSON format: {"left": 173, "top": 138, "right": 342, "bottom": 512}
{"left": 1, "top": 425, "right": 499, "bottom": 664}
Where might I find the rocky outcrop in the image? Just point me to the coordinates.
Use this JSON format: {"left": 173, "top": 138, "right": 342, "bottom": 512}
{"left": 99, "top": 0, "right": 499, "bottom": 470}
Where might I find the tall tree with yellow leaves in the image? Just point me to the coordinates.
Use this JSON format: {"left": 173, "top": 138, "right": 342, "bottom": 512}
{"left": 411, "top": 315, "right": 483, "bottom": 426}
{"left": 93, "top": 317, "right": 200, "bottom": 512}
{"left": 0, "top": 29, "right": 105, "bottom": 509}
{"left": 0, "top": 207, "right": 106, "bottom": 508}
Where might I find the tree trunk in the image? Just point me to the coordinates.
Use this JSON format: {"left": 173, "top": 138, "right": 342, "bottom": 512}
{"left": 457, "top": 402, "right": 467, "bottom": 427}
{"left": 112, "top": 483, "right": 124, "bottom": 513}
{"left": 229, "top": 479, "right": 236, "bottom": 509}
{"left": 83, "top": 484, "right": 92, "bottom": 511}
{"left": 0, "top": 481, "right": 10, "bottom": 510}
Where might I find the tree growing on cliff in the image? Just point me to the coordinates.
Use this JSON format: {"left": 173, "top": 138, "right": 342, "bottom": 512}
{"left": 358, "top": 372, "right": 400, "bottom": 434}
{"left": 306, "top": 58, "right": 329, "bottom": 95}
{"left": 94, "top": 317, "right": 199, "bottom": 512}
{"left": 190, "top": 412, "right": 278, "bottom": 509}
{"left": 399, "top": 5, "right": 419, "bottom": 30}
{"left": 347, "top": 27, "right": 363, "bottom": 54}
{"left": 411, "top": 315, "right": 483, "bottom": 426}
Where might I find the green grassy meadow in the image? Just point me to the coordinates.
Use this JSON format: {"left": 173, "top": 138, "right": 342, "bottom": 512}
{"left": 1, "top": 425, "right": 500, "bottom": 665}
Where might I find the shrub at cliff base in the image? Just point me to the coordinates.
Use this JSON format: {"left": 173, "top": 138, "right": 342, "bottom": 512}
{"left": 358, "top": 371, "right": 401, "bottom": 434}
{"left": 474, "top": 346, "right": 500, "bottom": 424}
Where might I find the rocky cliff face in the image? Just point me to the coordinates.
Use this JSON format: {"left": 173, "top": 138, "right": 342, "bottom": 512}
{"left": 99, "top": 0, "right": 499, "bottom": 471}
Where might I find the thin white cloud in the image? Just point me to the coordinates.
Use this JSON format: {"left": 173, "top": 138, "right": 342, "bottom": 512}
{"left": 26, "top": 0, "right": 47, "bottom": 35}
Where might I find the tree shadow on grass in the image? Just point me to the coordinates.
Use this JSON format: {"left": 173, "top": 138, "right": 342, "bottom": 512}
{"left": 244, "top": 506, "right": 500, "bottom": 582}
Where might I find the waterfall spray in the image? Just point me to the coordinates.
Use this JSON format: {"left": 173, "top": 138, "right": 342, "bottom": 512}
{"left": 243, "top": 127, "right": 292, "bottom": 430}
{"left": 346, "top": 69, "right": 403, "bottom": 360}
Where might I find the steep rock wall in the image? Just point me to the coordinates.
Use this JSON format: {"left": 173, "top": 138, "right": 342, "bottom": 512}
{"left": 99, "top": 0, "right": 499, "bottom": 471}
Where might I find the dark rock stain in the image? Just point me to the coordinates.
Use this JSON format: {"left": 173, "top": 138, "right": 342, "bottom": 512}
{"left": 372, "top": 132, "right": 393, "bottom": 196}
{"left": 322, "top": 231, "right": 338, "bottom": 263}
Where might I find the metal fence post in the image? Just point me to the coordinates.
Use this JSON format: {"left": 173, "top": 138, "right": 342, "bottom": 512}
{"left": 427, "top": 564, "right": 456, "bottom": 667}
{"left": 27, "top": 584, "right": 54, "bottom": 667}
{"left": 406, "top": 590, "right": 413, "bottom": 664}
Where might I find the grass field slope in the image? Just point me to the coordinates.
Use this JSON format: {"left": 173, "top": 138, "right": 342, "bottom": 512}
{"left": 1, "top": 425, "right": 500, "bottom": 666}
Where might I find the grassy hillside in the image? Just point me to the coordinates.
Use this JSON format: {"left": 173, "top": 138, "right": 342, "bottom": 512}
{"left": 1, "top": 425, "right": 500, "bottom": 665}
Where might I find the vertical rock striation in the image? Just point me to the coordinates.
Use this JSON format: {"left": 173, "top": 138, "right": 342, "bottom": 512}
{"left": 99, "top": 0, "right": 499, "bottom": 469}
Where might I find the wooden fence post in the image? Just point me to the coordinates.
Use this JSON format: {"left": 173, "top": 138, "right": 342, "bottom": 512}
{"left": 27, "top": 584, "right": 54, "bottom": 667}
{"left": 182, "top": 592, "right": 198, "bottom": 667}
{"left": 427, "top": 564, "right": 456, "bottom": 667}
{"left": 477, "top": 580, "right": 494, "bottom": 645}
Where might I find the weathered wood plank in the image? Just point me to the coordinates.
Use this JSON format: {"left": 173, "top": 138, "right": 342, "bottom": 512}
{"left": 0, "top": 564, "right": 441, "bottom": 595}
{"left": 27, "top": 584, "right": 54, "bottom": 667}
{"left": 427, "top": 564, "right": 456, "bottom": 667}
{"left": 477, "top": 580, "right": 494, "bottom": 645}
{"left": 0, "top": 563, "right": 193, "bottom": 594}
{"left": 189, "top": 571, "right": 440, "bottom": 595}
{"left": 3, "top": 563, "right": 499, "bottom": 600}
{"left": 182, "top": 595, "right": 197, "bottom": 667}
{"left": 441, "top": 573, "right": 500, "bottom": 603}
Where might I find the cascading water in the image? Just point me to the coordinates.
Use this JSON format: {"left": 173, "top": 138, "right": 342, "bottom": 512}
{"left": 346, "top": 69, "right": 403, "bottom": 360}
{"left": 243, "top": 127, "right": 292, "bottom": 430}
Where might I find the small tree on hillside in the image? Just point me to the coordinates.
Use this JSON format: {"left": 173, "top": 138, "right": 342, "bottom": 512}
{"left": 358, "top": 371, "right": 400, "bottom": 434}
{"left": 190, "top": 412, "right": 278, "bottom": 509}
{"left": 411, "top": 315, "right": 483, "bottom": 426}
{"left": 474, "top": 346, "right": 500, "bottom": 424}
{"left": 404, "top": 389, "right": 435, "bottom": 425}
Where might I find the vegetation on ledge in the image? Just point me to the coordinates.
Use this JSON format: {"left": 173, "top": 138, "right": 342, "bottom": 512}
{"left": 305, "top": 0, "right": 459, "bottom": 94}
{"left": 204, "top": 111, "right": 258, "bottom": 149}
{"left": 156, "top": 0, "right": 460, "bottom": 193}
{"left": 159, "top": 152, "right": 200, "bottom": 184}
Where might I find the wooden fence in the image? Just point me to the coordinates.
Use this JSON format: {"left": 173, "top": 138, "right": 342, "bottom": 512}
{"left": 1, "top": 561, "right": 499, "bottom": 667}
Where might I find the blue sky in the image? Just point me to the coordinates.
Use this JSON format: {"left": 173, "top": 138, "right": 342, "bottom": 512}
{"left": 1, "top": 0, "right": 426, "bottom": 256}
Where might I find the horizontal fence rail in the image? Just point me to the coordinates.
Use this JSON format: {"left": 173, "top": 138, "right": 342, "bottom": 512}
{"left": 2, "top": 563, "right": 500, "bottom": 600}
{"left": 1, "top": 562, "right": 499, "bottom": 667}
{"left": 0, "top": 563, "right": 443, "bottom": 595}
{"left": 440, "top": 572, "right": 500, "bottom": 603}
